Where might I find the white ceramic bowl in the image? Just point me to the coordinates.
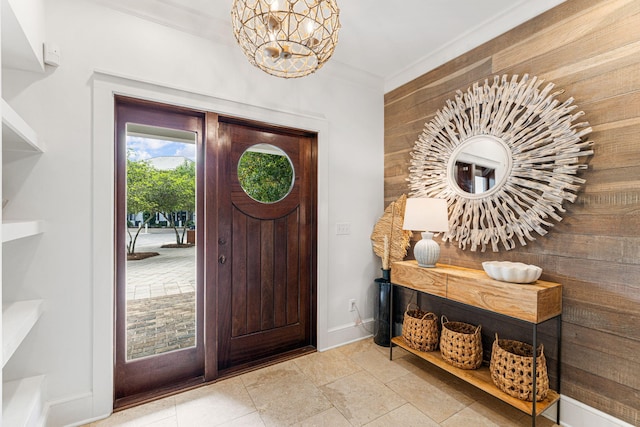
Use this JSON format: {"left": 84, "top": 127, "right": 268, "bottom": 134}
{"left": 482, "top": 261, "right": 542, "bottom": 284}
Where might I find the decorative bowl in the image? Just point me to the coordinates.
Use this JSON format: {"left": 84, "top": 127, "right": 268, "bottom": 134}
{"left": 482, "top": 261, "right": 542, "bottom": 284}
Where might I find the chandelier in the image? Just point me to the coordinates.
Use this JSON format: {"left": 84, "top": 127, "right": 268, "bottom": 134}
{"left": 231, "top": 0, "right": 340, "bottom": 78}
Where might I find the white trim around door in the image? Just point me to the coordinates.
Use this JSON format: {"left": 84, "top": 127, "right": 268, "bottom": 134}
{"left": 85, "top": 70, "right": 330, "bottom": 423}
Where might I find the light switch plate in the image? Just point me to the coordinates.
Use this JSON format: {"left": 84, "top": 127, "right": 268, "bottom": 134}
{"left": 336, "top": 223, "right": 351, "bottom": 235}
{"left": 44, "top": 42, "right": 61, "bottom": 67}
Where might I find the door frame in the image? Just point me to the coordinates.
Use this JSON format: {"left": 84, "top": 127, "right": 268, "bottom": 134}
{"left": 90, "top": 72, "right": 330, "bottom": 420}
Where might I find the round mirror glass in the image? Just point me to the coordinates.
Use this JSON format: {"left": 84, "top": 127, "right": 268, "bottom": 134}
{"left": 447, "top": 135, "right": 512, "bottom": 198}
{"left": 237, "top": 143, "right": 294, "bottom": 203}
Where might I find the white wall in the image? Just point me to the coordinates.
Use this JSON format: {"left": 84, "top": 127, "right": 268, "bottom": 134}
{"left": 1, "top": 0, "right": 384, "bottom": 423}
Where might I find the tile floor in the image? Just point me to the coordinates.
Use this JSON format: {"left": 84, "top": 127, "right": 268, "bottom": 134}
{"left": 126, "top": 245, "right": 195, "bottom": 300}
{"left": 88, "top": 339, "right": 559, "bottom": 427}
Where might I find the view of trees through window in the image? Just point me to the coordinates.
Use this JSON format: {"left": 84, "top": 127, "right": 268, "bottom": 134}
{"left": 124, "top": 132, "right": 198, "bottom": 360}
{"left": 237, "top": 144, "right": 294, "bottom": 203}
{"left": 126, "top": 154, "right": 195, "bottom": 254}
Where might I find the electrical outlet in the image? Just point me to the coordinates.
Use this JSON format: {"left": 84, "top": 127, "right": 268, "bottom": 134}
{"left": 349, "top": 299, "right": 356, "bottom": 312}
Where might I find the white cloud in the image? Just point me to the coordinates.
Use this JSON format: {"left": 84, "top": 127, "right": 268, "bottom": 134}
{"left": 133, "top": 150, "right": 151, "bottom": 161}
{"left": 174, "top": 143, "right": 196, "bottom": 161}
{"left": 127, "top": 136, "right": 195, "bottom": 161}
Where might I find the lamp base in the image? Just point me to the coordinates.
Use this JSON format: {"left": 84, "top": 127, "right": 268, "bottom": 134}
{"left": 414, "top": 232, "right": 440, "bottom": 268}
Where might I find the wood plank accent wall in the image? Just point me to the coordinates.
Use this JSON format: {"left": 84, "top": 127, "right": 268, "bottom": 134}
{"left": 384, "top": 0, "right": 640, "bottom": 424}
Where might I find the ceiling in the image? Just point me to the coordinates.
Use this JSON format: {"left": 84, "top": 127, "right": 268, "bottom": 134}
{"left": 94, "top": 0, "right": 565, "bottom": 91}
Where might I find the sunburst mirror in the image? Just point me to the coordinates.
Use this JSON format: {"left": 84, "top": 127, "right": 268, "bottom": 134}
{"left": 408, "top": 74, "right": 593, "bottom": 252}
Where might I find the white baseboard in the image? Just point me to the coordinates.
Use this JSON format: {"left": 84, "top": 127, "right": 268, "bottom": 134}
{"left": 559, "top": 395, "right": 634, "bottom": 427}
{"left": 323, "top": 318, "right": 375, "bottom": 351}
{"left": 42, "top": 392, "right": 107, "bottom": 427}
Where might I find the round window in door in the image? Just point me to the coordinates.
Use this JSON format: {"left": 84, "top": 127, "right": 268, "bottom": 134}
{"left": 237, "top": 143, "right": 295, "bottom": 203}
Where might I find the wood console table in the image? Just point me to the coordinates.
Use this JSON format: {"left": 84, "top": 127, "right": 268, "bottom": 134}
{"left": 389, "top": 261, "right": 562, "bottom": 426}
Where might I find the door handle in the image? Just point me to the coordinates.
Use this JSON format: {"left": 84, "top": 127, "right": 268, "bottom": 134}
{"left": 219, "top": 255, "right": 227, "bottom": 264}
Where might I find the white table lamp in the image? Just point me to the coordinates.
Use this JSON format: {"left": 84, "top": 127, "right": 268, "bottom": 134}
{"left": 402, "top": 198, "right": 449, "bottom": 267}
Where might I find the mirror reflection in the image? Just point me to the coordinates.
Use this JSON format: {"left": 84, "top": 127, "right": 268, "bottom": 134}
{"left": 237, "top": 143, "right": 294, "bottom": 203}
{"left": 449, "top": 135, "right": 511, "bottom": 196}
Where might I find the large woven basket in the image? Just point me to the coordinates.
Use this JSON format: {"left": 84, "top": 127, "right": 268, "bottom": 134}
{"left": 490, "top": 333, "right": 549, "bottom": 402}
{"left": 440, "top": 316, "right": 482, "bottom": 369}
{"left": 401, "top": 303, "right": 439, "bottom": 352}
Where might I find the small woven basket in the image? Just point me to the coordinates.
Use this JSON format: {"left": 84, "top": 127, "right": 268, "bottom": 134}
{"left": 439, "top": 315, "right": 482, "bottom": 369}
{"left": 490, "top": 333, "right": 549, "bottom": 402}
{"left": 401, "top": 303, "right": 439, "bottom": 352}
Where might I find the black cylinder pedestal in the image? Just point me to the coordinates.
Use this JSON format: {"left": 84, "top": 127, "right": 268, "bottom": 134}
{"left": 373, "top": 271, "right": 391, "bottom": 347}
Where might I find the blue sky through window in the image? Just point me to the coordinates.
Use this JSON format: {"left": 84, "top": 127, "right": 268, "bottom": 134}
{"left": 127, "top": 136, "right": 196, "bottom": 162}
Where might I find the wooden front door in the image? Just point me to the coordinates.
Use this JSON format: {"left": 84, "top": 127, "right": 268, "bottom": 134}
{"left": 216, "top": 119, "right": 317, "bottom": 373}
{"left": 114, "top": 101, "right": 316, "bottom": 403}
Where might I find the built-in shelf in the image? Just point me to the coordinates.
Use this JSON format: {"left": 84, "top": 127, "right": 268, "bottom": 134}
{"left": 2, "top": 375, "right": 45, "bottom": 427}
{"left": 2, "top": 1, "right": 47, "bottom": 425}
{"left": 392, "top": 336, "right": 560, "bottom": 416}
{"left": 1, "top": 99, "right": 42, "bottom": 152}
{"left": 1, "top": 0, "right": 45, "bottom": 73}
{"left": 2, "top": 220, "right": 44, "bottom": 243}
{"left": 2, "top": 300, "right": 44, "bottom": 367}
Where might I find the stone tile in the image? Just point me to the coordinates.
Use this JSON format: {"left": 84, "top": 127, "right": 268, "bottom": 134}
{"left": 89, "top": 396, "right": 175, "bottom": 426}
{"left": 334, "top": 338, "right": 378, "bottom": 358}
{"left": 473, "top": 393, "right": 537, "bottom": 426}
{"left": 376, "top": 342, "right": 411, "bottom": 359}
{"left": 393, "top": 353, "right": 457, "bottom": 383}
{"left": 394, "top": 355, "right": 488, "bottom": 401}
{"left": 320, "top": 370, "right": 405, "bottom": 427}
{"left": 531, "top": 416, "right": 560, "bottom": 427}
{"left": 349, "top": 347, "right": 410, "bottom": 384}
{"left": 239, "top": 360, "right": 301, "bottom": 389}
{"left": 95, "top": 338, "right": 561, "bottom": 427}
{"left": 174, "top": 377, "right": 255, "bottom": 426}
{"left": 241, "top": 361, "right": 332, "bottom": 426}
{"left": 363, "top": 403, "right": 439, "bottom": 427}
{"left": 387, "top": 371, "right": 472, "bottom": 423}
{"left": 440, "top": 399, "right": 540, "bottom": 427}
{"left": 293, "top": 348, "right": 361, "bottom": 386}
{"left": 294, "top": 407, "right": 351, "bottom": 427}
{"left": 217, "top": 412, "right": 266, "bottom": 426}
{"left": 442, "top": 393, "right": 559, "bottom": 427}
{"left": 144, "top": 417, "right": 178, "bottom": 427}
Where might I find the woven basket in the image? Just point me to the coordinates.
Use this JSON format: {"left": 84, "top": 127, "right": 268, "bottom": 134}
{"left": 439, "top": 315, "right": 482, "bottom": 369}
{"left": 401, "top": 303, "right": 439, "bottom": 352}
{"left": 490, "top": 333, "right": 549, "bottom": 402}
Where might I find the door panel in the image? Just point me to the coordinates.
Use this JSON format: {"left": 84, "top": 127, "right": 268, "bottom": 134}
{"left": 230, "top": 209, "right": 300, "bottom": 337}
{"left": 217, "top": 120, "right": 316, "bottom": 372}
{"left": 114, "top": 97, "right": 205, "bottom": 403}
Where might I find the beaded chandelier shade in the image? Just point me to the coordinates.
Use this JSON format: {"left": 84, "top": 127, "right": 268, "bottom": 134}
{"left": 231, "top": 0, "right": 340, "bottom": 78}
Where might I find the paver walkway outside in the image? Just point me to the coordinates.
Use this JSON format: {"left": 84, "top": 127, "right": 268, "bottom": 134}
{"left": 126, "top": 229, "right": 196, "bottom": 360}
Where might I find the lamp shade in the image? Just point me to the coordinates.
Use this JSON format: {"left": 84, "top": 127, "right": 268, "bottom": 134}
{"left": 402, "top": 198, "right": 449, "bottom": 232}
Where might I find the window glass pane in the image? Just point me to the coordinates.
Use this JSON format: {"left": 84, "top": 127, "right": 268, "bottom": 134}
{"left": 237, "top": 143, "right": 294, "bottom": 203}
{"left": 125, "top": 123, "right": 197, "bottom": 360}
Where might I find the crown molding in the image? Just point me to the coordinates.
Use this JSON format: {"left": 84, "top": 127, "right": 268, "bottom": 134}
{"left": 383, "top": 0, "right": 567, "bottom": 93}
